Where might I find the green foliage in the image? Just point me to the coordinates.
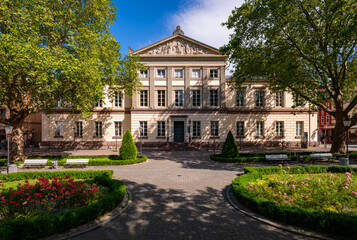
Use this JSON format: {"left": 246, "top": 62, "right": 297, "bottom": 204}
{"left": 0, "top": 171, "right": 126, "bottom": 240}
{"left": 119, "top": 130, "right": 137, "bottom": 160}
{"left": 231, "top": 166, "right": 357, "bottom": 238}
{"left": 221, "top": 131, "right": 239, "bottom": 158}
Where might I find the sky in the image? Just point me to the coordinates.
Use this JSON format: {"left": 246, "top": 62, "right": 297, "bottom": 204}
{"left": 111, "top": 0, "right": 244, "bottom": 57}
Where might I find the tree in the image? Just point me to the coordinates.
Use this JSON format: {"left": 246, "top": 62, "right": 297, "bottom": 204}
{"left": 119, "top": 130, "right": 137, "bottom": 160}
{"left": 221, "top": 0, "right": 357, "bottom": 153}
{"left": 221, "top": 131, "right": 239, "bottom": 158}
{"left": 0, "top": 0, "right": 143, "bottom": 160}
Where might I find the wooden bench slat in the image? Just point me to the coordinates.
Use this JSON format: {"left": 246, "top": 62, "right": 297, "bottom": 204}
{"left": 64, "top": 159, "right": 89, "bottom": 168}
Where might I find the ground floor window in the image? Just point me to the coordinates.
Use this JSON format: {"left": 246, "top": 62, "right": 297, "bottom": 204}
{"left": 193, "top": 121, "right": 201, "bottom": 137}
{"left": 256, "top": 121, "right": 264, "bottom": 137}
{"left": 276, "top": 121, "right": 284, "bottom": 137}
{"left": 210, "top": 121, "right": 219, "bottom": 137}
{"left": 75, "top": 122, "right": 83, "bottom": 137}
{"left": 140, "top": 121, "right": 148, "bottom": 137}
{"left": 236, "top": 121, "right": 244, "bottom": 137}
{"left": 55, "top": 121, "right": 63, "bottom": 136}
{"left": 114, "top": 121, "right": 122, "bottom": 136}
{"left": 95, "top": 122, "right": 102, "bottom": 136}
{"left": 157, "top": 121, "right": 165, "bottom": 137}
{"left": 296, "top": 121, "right": 303, "bottom": 136}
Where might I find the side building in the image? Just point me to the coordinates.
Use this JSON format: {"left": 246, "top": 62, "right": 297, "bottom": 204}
{"left": 41, "top": 27, "right": 318, "bottom": 148}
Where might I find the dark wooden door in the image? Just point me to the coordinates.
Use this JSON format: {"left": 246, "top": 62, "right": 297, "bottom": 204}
{"left": 174, "top": 121, "right": 184, "bottom": 142}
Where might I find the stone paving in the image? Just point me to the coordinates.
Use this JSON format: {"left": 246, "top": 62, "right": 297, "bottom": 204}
{"left": 64, "top": 151, "right": 320, "bottom": 240}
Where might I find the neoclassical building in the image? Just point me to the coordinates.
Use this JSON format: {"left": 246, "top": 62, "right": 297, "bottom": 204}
{"left": 40, "top": 27, "right": 318, "bottom": 148}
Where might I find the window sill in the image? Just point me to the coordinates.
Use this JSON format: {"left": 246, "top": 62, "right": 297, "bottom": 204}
{"left": 139, "top": 136, "right": 148, "bottom": 139}
{"left": 255, "top": 136, "right": 265, "bottom": 139}
{"left": 192, "top": 136, "right": 201, "bottom": 139}
{"left": 53, "top": 136, "right": 63, "bottom": 138}
{"left": 112, "top": 136, "right": 122, "bottom": 139}
{"left": 156, "top": 137, "right": 166, "bottom": 139}
{"left": 210, "top": 136, "right": 220, "bottom": 139}
{"left": 295, "top": 136, "right": 302, "bottom": 139}
{"left": 236, "top": 136, "right": 245, "bottom": 139}
{"left": 93, "top": 136, "right": 103, "bottom": 138}
{"left": 75, "top": 136, "right": 83, "bottom": 138}
{"left": 275, "top": 136, "right": 285, "bottom": 139}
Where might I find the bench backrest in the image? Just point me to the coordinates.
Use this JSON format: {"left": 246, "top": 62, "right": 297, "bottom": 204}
{"left": 66, "top": 159, "right": 89, "bottom": 163}
{"left": 265, "top": 154, "right": 288, "bottom": 160}
{"left": 24, "top": 159, "right": 48, "bottom": 164}
{"left": 310, "top": 153, "right": 333, "bottom": 158}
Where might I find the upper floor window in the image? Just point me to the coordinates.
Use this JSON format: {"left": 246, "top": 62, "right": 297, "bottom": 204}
{"left": 321, "top": 116, "right": 324, "bottom": 124}
{"left": 157, "top": 90, "right": 166, "bottom": 107}
{"left": 237, "top": 121, "right": 244, "bottom": 137}
{"left": 95, "top": 122, "right": 102, "bottom": 136}
{"left": 236, "top": 91, "right": 244, "bottom": 107}
{"left": 276, "top": 121, "right": 284, "bottom": 137}
{"left": 256, "top": 91, "right": 264, "bottom": 107}
{"left": 256, "top": 121, "right": 264, "bottom": 137}
{"left": 55, "top": 121, "right": 63, "bottom": 136}
{"left": 114, "top": 91, "right": 123, "bottom": 107}
{"left": 0, "top": 109, "right": 5, "bottom": 118}
{"left": 139, "top": 121, "right": 148, "bottom": 137}
{"left": 210, "top": 69, "right": 218, "bottom": 78}
{"left": 193, "top": 121, "right": 201, "bottom": 137}
{"left": 140, "top": 69, "right": 148, "bottom": 78}
{"left": 276, "top": 92, "right": 284, "bottom": 107}
{"left": 210, "top": 121, "right": 219, "bottom": 137}
{"left": 157, "top": 121, "right": 165, "bottom": 137}
{"left": 326, "top": 115, "right": 330, "bottom": 123}
{"left": 192, "top": 90, "right": 201, "bottom": 107}
{"left": 175, "top": 90, "right": 183, "bottom": 107}
{"left": 174, "top": 69, "right": 183, "bottom": 78}
{"left": 96, "top": 100, "right": 103, "bottom": 108}
{"left": 140, "top": 90, "right": 148, "bottom": 107}
{"left": 157, "top": 69, "right": 165, "bottom": 78}
{"left": 192, "top": 69, "right": 201, "bottom": 78}
{"left": 294, "top": 94, "right": 304, "bottom": 106}
{"left": 210, "top": 90, "right": 219, "bottom": 107}
{"left": 296, "top": 121, "right": 303, "bottom": 136}
{"left": 75, "top": 122, "right": 83, "bottom": 137}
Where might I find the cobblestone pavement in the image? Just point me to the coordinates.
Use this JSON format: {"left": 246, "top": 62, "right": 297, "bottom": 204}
{"left": 68, "top": 151, "right": 318, "bottom": 240}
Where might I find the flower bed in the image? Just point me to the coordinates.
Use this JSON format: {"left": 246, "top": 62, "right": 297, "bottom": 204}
{"left": 0, "top": 170, "right": 126, "bottom": 240}
{"left": 231, "top": 166, "right": 357, "bottom": 238}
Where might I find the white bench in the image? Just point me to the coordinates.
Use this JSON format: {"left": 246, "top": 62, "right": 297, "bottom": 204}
{"left": 310, "top": 153, "right": 335, "bottom": 162}
{"left": 64, "top": 159, "right": 89, "bottom": 168}
{"left": 265, "top": 154, "right": 289, "bottom": 163}
{"left": 23, "top": 159, "right": 48, "bottom": 168}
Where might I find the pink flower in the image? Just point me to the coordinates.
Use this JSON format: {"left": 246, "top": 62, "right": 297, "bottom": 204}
{"left": 284, "top": 193, "right": 287, "bottom": 196}
{"left": 345, "top": 186, "right": 348, "bottom": 189}
{"left": 352, "top": 191, "right": 357, "bottom": 195}
{"left": 327, "top": 192, "right": 330, "bottom": 195}
{"left": 291, "top": 184, "right": 295, "bottom": 188}
{"left": 23, "top": 201, "right": 27, "bottom": 205}
{"left": 345, "top": 172, "right": 351, "bottom": 176}
{"left": 278, "top": 164, "right": 282, "bottom": 167}
{"left": 287, "top": 166, "right": 290, "bottom": 169}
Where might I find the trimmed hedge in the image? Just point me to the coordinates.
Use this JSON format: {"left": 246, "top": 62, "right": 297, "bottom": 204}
{"left": 119, "top": 130, "right": 137, "bottom": 160}
{"left": 221, "top": 131, "right": 239, "bottom": 158}
{"left": 0, "top": 170, "right": 126, "bottom": 240}
{"left": 231, "top": 166, "right": 357, "bottom": 238}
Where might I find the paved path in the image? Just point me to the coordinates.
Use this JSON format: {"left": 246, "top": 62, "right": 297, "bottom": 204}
{"left": 71, "top": 151, "right": 314, "bottom": 240}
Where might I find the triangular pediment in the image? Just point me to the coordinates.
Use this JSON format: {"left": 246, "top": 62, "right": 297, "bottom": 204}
{"left": 133, "top": 35, "right": 221, "bottom": 56}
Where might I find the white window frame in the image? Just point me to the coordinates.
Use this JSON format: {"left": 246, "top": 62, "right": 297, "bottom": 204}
{"left": 114, "top": 91, "right": 123, "bottom": 107}
{"left": 276, "top": 92, "right": 284, "bottom": 107}
{"left": 157, "top": 69, "right": 166, "bottom": 78}
{"left": 193, "top": 121, "right": 201, "bottom": 137}
{"left": 157, "top": 121, "right": 165, "bottom": 137}
{"left": 210, "top": 121, "right": 219, "bottom": 137}
{"left": 140, "top": 121, "right": 148, "bottom": 137}
{"left": 210, "top": 89, "right": 219, "bottom": 107}
{"left": 95, "top": 122, "right": 102, "bottom": 137}
{"left": 140, "top": 69, "right": 148, "bottom": 78}
{"left": 236, "top": 91, "right": 244, "bottom": 107}
{"left": 237, "top": 121, "right": 244, "bottom": 137}
{"left": 55, "top": 121, "right": 63, "bottom": 136}
{"left": 75, "top": 122, "right": 83, "bottom": 137}
{"left": 96, "top": 100, "right": 103, "bottom": 108}
{"left": 210, "top": 69, "right": 218, "bottom": 78}
{"left": 157, "top": 90, "right": 166, "bottom": 107}
{"left": 296, "top": 121, "right": 303, "bottom": 136}
{"left": 256, "top": 91, "right": 264, "bottom": 107}
{"left": 321, "top": 116, "right": 324, "bottom": 124}
{"left": 276, "top": 121, "right": 284, "bottom": 137}
{"left": 114, "top": 121, "right": 122, "bottom": 136}
{"left": 174, "top": 69, "right": 183, "bottom": 78}
{"left": 192, "top": 90, "right": 201, "bottom": 107}
{"left": 140, "top": 90, "right": 148, "bottom": 107}
{"left": 256, "top": 121, "right": 264, "bottom": 137}
{"left": 175, "top": 90, "right": 183, "bottom": 107}
{"left": 326, "top": 115, "right": 329, "bottom": 123}
{"left": 192, "top": 69, "right": 201, "bottom": 78}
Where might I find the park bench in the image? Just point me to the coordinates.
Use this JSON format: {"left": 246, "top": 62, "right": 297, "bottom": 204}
{"left": 310, "top": 153, "right": 335, "bottom": 162}
{"left": 64, "top": 159, "right": 89, "bottom": 168}
{"left": 23, "top": 159, "right": 48, "bottom": 168}
{"left": 265, "top": 154, "right": 289, "bottom": 163}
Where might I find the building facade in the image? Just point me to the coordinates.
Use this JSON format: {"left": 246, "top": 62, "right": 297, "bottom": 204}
{"left": 40, "top": 27, "right": 318, "bottom": 148}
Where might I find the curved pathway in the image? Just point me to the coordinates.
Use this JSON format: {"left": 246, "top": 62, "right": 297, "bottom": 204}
{"left": 73, "top": 151, "right": 313, "bottom": 240}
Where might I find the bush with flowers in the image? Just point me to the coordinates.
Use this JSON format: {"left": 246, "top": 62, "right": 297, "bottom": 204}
{"left": 0, "top": 170, "right": 126, "bottom": 240}
{"left": 231, "top": 165, "right": 357, "bottom": 238}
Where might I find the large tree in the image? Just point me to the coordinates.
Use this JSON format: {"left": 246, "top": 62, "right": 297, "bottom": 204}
{"left": 221, "top": 0, "right": 357, "bottom": 153}
{"left": 0, "top": 0, "right": 142, "bottom": 160}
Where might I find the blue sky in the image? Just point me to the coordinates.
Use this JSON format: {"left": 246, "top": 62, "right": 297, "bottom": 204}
{"left": 110, "top": 0, "right": 244, "bottom": 57}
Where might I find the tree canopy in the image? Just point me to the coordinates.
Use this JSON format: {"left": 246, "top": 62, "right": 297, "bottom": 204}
{"left": 0, "top": 0, "right": 142, "bottom": 160}
{"left": 221, "top": 0, "right": 357, "bottom": 153}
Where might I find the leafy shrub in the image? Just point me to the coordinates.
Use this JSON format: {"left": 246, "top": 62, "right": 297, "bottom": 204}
{"left": 221, "top": 131, "right": 239, "bottom": 158}
{"left": 119, "top": 130, "right": 137, "bottom": 160}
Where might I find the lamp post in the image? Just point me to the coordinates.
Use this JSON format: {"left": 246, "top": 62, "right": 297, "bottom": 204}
{"left": 5, "top": 125, "right": 13, "bottom": 174}
{"left": 343, "top": 117, "right": 352, "bottom": 159}
{"left": 31, "top": 128, "right": 35, "bottom": 151}
{"left": 139, "top": 126, "right": 143, "bottom": 155}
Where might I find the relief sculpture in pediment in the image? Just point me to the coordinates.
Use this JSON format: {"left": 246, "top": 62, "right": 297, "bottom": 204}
{"left": 142, "top": 39, "right": 215, "bottom": 56}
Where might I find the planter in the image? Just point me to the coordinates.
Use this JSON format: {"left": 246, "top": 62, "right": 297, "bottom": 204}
{"left": 339, "top": 157, "right": 349, "bottom": 166}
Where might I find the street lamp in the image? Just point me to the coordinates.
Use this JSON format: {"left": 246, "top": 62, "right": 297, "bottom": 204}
{"left": 4, "top": 125, "right": 13, "bottom": 174}
{"left": 343, "top": 117, "right": 352, "bottom": 159}
{"left": 138, "top": 126, "right": 143, "bottom": 155}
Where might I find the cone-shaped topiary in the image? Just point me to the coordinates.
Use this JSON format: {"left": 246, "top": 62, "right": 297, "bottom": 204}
{"left": 119, "top": 130, "right": 137, "bottom": 160}
{"left": 221, "top": 131, "right": 239, "bottom": 158}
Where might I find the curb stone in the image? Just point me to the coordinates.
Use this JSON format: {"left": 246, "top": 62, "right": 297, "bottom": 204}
{"left": 225, "top": 186, "right": 336, "bottom": 240}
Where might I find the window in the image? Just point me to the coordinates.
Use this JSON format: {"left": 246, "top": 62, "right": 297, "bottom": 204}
{"left": 139, "top": 121, "right": 147, "bottom": 137}
{"left": 75, "top": 122, "right": 83, "bottom": 137}
{"left": 157, "top": 69, "right": 165, "bottom": 78}
{"left": 140, "top": 90, "right": 148, "bottom": 107}
{"left": 96, "top": 100, "right": 103, "bottom": 108}
{"left": 114, "top": 91, "right": 123, "bottom": 107}
{"left": 210, "top": 69, "right": 218, "bottom": 78}
{"left": 321, "top": 116, "right": 324, "bottom": 124}
{"left": 294, "top": 95, "right": 304, "bottom": 106}
{"left": 175, "top": 90, "right": 183, "bottom": 107}
{"left": 95, "top": 122, "right": 102, "bottom": 136}
{"left": 296, "top": 122, "right": 303, "bottom": 136}
{"left": 237, "top": 121, "right": 244, "bottom": 137}
{"left": 326, "top": 115, "right": 329, "bottom": 123}
{"left": 276, "top": 121, "right": 284, "bottom": 137}
{"left": 157, "top": 121, "right": 165, "bottom": 137}
{"left": 210, "top": 90, "right": 219, "bottom": 106}
{"left": 256, "top": 91, "right": 264, "bottom": 107}
{"left": 256, "top": 121, "right": 264, "bottom": 137}
{"left": 0, "top": 109, "right": 5, "bottom": 118}
{"left": 192, "top": 90, "right": 201, "bottom": 107}
{"left": 193, "top": 121, "right": 201, "bottom": 137}
{"left": 140, "top": 69, "right": 147, "bottom": 78}
{"left": 236, "top": 91, "right": 244, "bottom": 107}
{"left": 174, "top": 69, "right": 183, "bottom": 78}
{"left": 157, "top": 90, "right": 166, "bottom": 107}
{"left": 56, "top": 99, "right": 63, "bottom": 108}
{"left": 114, "top": 122, "right": 122, "bottom": 136}
{"left": 55, "top": 121, "right": 63, "bottom": 136}
{"left": 192, "top": 69, "right": 200, "bottom": 78}
{"left": 276, "top": 92, "right": 283, "bottom": 107}
{"left": 210, "top": 121, "right": 219, "bottom": 137}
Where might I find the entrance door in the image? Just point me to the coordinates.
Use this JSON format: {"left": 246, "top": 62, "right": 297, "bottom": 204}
{"left": 174, "top": 121, "right": 184, "bottom": 142}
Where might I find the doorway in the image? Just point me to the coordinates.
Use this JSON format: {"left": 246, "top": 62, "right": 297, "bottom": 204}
{"left": 174, "top": 121, "right": 184, "bottom": 142}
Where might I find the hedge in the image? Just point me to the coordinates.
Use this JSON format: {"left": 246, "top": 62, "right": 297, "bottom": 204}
{"left": 0, "top": 170, "right": 126, "bottom": 240}
{"left": 231, "top": 166, "right": 357, "bottom": 238}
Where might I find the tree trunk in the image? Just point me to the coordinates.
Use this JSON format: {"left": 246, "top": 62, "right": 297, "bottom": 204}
{"left": 331, "top": 120, "right": 346, "bottom": 154}
{"left": 10, "top": 126, "right": 25, "bottom": 161}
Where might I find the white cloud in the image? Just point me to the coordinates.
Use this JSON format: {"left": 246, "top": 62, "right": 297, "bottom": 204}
{"left": 169, "top": 0, "right": 244, "bottom": 49}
